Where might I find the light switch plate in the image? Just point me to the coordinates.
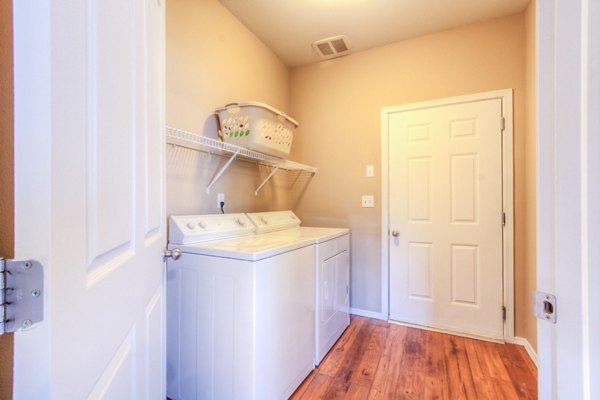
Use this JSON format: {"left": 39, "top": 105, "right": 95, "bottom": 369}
{"left": 366, "top": 165, "right": 374, "bottom": 177}
{"left": 361, "top": 195, "right": 374, "bottom": 208}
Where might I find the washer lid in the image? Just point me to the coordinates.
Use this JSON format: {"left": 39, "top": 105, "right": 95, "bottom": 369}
{"left": 169, "top": 213, "right": 255, "bottom": 245}
{"left": 246, "top": 210, "right": 301, "bottom": 234}
{"left": 169, "top": 234, "right": 314, "bottom": 261}
{"left": 267, "top": 226, "right": 350, "bottom": 243}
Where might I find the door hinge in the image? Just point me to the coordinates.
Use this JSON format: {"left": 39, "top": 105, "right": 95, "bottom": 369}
{"left": 502, "top": 306, "right": 507, "bottom": 321}
{"left": 0, "top": 258, "right": 44, "bottom": 335}
{"left": 501, "top": 116, "right": 506, "bottom": 131}
{"left": 502, "top": 212, "right": 506, "bottom": 226}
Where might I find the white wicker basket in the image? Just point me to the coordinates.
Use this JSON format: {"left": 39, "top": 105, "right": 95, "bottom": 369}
{"left": 215, "top": 102, "right": 299, "bottom": 159}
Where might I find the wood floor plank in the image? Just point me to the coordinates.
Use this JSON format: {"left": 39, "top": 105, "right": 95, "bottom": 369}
{"left": 291, "top": 372, "right": 332, "bottom": 400}
{"left": 289, "top": 371, "right": 317, "bottom": 400}
{"left": 464, "top": 339, "right": 496, "bottom": 399}
{"left": 500, "top": 344, "right": 538, "bottom": 400}
{"left": 454, "top": 336, "right": 479, "bottom": 399}
{"left": 423, "top": 374, "right": 446, "bottom": 400}
{"left": 425, "top": 328, "right": 451, "bottom": 399}
{"left": 393, "top": 327, "right": 426, "bottom": 399}
{"left": 321, "top": 318, "right": 374, "bottom": 399}
{"left": 353, "top": 322, "right": 388, "bottom": 381}
{"left": 480, "top": 341, "right": 512, "bottom": 381}
{"left": 318, "top": 316, "right": 367, "bottom": 377}
{"left": 366, "top": 323, "right": 408, "bottom": 400}
{"left": 290, "top": 317, "right": 538, "bottom": 400}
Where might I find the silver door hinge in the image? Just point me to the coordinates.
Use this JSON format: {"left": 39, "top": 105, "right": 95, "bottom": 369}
{"left": 502, "top": 306, "right": 507, "bottom": 321}
{"left": 501, "top": 117, "right": 506, "bottom": 131}
{"left": 502, "top": 212, "right": 506, "bottom": 226}
{"left": 0, "top": 258, "right": 44, "bottom": 335}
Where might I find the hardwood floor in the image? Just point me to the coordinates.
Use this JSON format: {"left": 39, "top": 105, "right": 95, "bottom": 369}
{"left": 290, "top": 316, "right": 537, "bottom": 400}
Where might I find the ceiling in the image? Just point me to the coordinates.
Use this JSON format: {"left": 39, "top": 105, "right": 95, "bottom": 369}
{"left": 217, "top": 0, "right": 530, "bottom": 67}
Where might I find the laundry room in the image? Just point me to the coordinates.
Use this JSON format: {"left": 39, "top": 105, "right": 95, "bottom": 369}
{"left": 166, "top": 0, "right": 536, "bottom": 324}
{"left": 6, "top": 0, "right": 600, "bottom": 398}
{"left": 164, "top": 0, "right": 538, "bottom": 398}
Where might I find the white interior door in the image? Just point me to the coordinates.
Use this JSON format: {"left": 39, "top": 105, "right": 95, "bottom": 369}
{"left": 388, "top": 98, "right": 504, "bottom": 340}
{"left": 537, "top": 1, "right": 600, "bottom": 398}
{"left": 12, "top": 1, "right": 165, "bottom": 398}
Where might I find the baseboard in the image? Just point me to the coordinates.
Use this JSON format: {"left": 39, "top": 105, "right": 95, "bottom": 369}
{"left": 350, "top": 307, "right": 386, "bottom": 320}
{"left": 513, "top": 336, "right": 538, "bottom": 367}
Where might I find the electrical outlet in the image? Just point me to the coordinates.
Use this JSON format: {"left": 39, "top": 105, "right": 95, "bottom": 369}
{"left": 361, "top": 195, "right": 374, "bottom": 208}
{"left": 217, "top": 193, "right": 225, "bottom": 208}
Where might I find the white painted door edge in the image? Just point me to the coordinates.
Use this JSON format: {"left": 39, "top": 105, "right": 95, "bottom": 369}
{"left": 380, "top": 89, "right": 515, "bottom": 343}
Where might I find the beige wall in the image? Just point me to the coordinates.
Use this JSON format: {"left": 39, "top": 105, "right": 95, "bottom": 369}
{"left": 166, "top": 0, "right": 292, "bottom": 215}
{"left": 522, "top": 0, "right": 537, "bottom": 350}
{"left": 289, "top": 13, "right": 533, "bottom": 335}
{"left": 0, "top": 0, "right": 13, "bottom": 398}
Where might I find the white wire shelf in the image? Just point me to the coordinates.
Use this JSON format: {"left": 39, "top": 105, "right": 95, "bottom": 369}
{"left": 166, "top": 126, "right": 317, "bottom": 195}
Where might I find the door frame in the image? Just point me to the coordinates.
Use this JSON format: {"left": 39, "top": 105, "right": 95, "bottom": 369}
{"left": 536, "top": 0, "right": 600, "bottom": 397}
{"left": 380, "top": 89, "right": 515, "bottom": 342}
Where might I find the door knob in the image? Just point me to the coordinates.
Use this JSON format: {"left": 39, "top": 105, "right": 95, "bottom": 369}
{"left": 391, "top": 230, "right": 400, "bottom": 237}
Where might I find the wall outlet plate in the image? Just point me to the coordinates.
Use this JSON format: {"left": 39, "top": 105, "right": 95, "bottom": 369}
{"left": 217, "top": 193, "right": 225, "bottom": 208}
{"left": 361, "top": 195, "right": 374, "bottom": 208}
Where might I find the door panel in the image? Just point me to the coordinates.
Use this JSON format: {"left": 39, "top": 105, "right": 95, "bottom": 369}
{"left": 13, "top": 1, "right": 165, "bottom": 398}
{"left": 388, "top": 99, "right": 503, "bottom": 339}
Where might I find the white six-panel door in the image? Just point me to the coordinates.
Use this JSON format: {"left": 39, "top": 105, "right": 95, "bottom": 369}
{"left": 387, "top": 98, "right": 505, "bottom": 340}
{"left": 13, "top": 1, "right": 165, "bottom": 398}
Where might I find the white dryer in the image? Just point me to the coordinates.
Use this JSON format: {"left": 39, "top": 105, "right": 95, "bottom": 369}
{"left": 246, "top": 211, "right": 350, "bottom": 365}
{"left": 166, "top": 213, "right": 315, "bottom": 400}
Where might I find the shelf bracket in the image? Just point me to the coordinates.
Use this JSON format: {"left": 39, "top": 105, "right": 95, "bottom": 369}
{"left": 206, "top": 150, "right": 240, "bottom": 194}
{"left": 254, "top": 166, "right": 280, "bottom": 196}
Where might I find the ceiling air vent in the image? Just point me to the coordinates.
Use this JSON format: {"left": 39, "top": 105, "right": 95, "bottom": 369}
{"left": 312, "top": 35, "right": 351, "bottom": 60}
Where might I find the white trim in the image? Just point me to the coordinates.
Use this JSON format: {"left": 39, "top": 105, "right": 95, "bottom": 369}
{"left": 13, "top": 2, "right": 53, "bottom": 398}
{"left": 513, "top": 336, "right": 539, "bottom": 368}
{"left": 380, "top": 110, "right": 390, "bottom": 320}
{"left": 350, "top": 307, "right": 386, "bottom": 320}
{"left": 581, "top": 0, "right": 590, "bottom": 396}
{"left": 583, "top": 3, "right": 600, "bottom": 400}
{"left": 380, "top": 89, "right": 515, "bottom": 342}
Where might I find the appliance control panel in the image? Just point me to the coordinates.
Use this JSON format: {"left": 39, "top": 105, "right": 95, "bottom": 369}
{"left": 246, "top": 211, "right": 301, "bottom": 234}
{"left": 169, "top": 213, "right": 255, "bottom": 244}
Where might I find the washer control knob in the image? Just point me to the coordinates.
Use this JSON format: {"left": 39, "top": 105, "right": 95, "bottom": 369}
{"left": 186, "top": 222, "right": 196, "bottom": 230}
{"left": 260, "top": 216, "right": 268, "bottom": 224}
{"left": 197, "top": 221, "right": 207, "bottom": 229}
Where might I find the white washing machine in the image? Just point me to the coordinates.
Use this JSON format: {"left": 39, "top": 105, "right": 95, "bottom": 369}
{"left": 166, "top": 213, "right": 315, "bottom": 400}
{"left": 246, "top": 211, "right": 350, "bottom": 365}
